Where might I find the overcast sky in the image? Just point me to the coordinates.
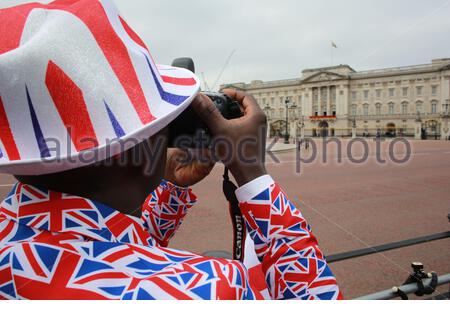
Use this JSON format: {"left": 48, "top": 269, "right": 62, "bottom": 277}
{"left": 2, "top": 0, "right": 450, "bottom": 90}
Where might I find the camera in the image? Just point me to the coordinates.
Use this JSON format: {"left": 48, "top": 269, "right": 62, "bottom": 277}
{"left": 168, "top": 58, "right": 243, "bottom": 148}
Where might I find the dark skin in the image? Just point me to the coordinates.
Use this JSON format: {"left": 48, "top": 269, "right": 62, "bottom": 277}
{"left": 15, "top": 89, "right": 267, "bottom": 217}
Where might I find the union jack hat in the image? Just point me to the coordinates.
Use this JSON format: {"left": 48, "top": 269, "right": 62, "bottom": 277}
{"left": 0, "top": 0, "right": 200, "bottom": 175}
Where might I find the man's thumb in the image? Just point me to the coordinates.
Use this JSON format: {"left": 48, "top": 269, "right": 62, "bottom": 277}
{"left": 191, "top": 94, "right": 226, "bottom": 132}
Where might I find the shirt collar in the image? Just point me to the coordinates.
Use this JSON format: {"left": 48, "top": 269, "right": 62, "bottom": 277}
{"left": 0, "top": 183, "right": 153, "bottom": 246}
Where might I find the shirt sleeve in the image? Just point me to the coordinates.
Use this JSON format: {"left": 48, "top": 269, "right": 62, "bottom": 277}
{"left": 141, "top": 180, "right": 197, "bottom": 247}
{"left": 236, "top": 175, "right": 342, "bottom": 300}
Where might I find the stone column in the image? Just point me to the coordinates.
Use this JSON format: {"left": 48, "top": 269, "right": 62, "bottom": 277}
{"left": 306, "top": 87, "right": 313, "bottom": 116}
{"left": 342, "top": 85, "right": 349, "bottom": 117}
{"left": 343, "top": 84, "right": 350, "bottom": 136}
{"left": 327, "top": 86, "right": 331, "bottom": 115}
{"left": 441, "top": 117, "right": 449, "bottom": 140}
{"left": 415, "top": 121, "right": 422, "bottom": 140}
{"left": 317, "top": 87, "right": 321, "bottom": 116}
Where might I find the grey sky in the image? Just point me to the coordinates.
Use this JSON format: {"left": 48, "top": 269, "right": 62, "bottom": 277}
{"left": 2, "top": 0, "right": 450, "bottom": 90}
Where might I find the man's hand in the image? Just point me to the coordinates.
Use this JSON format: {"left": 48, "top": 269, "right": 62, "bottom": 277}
{"left": 164, "top": 148, "right": 215, "bottom": 187}
{"left": 191, "top": 89, "right": 267, "bottom": 187}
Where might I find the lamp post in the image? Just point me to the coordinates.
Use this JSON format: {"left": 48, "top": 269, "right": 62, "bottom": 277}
{"left": 351, "top": 116, "right": 357, "bottom": 139}
{"left": 441, "top": 100, "right": 450, "bottom": 140}
{"left": 284, "top": 98, "right": 291, "bottom": 144}
{"left": 263, "top": 104, "right": 272, "bottom": 139}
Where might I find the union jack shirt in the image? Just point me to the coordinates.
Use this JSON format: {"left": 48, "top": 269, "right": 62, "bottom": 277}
{"left": 0, "top": 176, "right": 342, "bottom": 300}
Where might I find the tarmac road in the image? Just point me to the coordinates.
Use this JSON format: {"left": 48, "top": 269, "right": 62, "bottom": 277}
{"left": 0, "top": 139, "right": 448, "bottom": 299}
{"left": 171, "top": 138, "right": 450, "bottom": 299}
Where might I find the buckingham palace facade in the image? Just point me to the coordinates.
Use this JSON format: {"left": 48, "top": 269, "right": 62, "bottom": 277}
{"left": 221, "top": 58, "right": 450, "bottom": 140}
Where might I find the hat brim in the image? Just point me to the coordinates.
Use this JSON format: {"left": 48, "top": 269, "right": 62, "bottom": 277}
{"left": 0, "top": 65, "right": 200, "bottom": 176}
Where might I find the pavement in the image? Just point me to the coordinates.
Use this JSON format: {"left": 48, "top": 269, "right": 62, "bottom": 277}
{"left": 0, "top": 139, "right": 449, "bottom": 299}
{"left": 267, "top": 142, "right": 296, "bottom": 153}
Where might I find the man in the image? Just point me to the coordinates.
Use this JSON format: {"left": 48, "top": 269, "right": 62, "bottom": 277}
{"left": 0, "top": 0, "right": 341, "bottom": 299}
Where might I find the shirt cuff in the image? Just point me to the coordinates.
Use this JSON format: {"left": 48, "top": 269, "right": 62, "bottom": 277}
{"left": 161, "top": 179, "right": 191, "bottom": 192}
{"left": 235, "top": 175, "right": 275, "bottom": 202}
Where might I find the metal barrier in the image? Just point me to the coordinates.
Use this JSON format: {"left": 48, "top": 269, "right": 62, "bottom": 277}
{"left": 328, "top": 214, "right": 450, "bottom": 300}
{"left": 327, "top": 231, "right": 450, "bottom": 264}
{"left": 355, "top": 273, "right": 450, "bottom": 300}
{"left": 204, "top": 214, "right": 450, "bottom": 300}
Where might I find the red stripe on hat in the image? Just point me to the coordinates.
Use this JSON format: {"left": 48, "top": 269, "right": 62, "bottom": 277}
{"left": 0, "top": 4, "right": 43, "bottom": 54}
{"left": 62, "top": 1, "right": 155, "bottom": 125}
{"left": 161, "top": 75, "right": 197, "bottom": 86}
{"left": 45, "top": 61, "right": 99, "bottom": 152}
{"left": 118, "top": 16, "right": 148, "bottom": 50}
{"left": 0, "top": 96, "right": 21, "bottom": 161}
{"left": 117, "top": 15, "right": 160, "bottom": 70}
{"left": 49, "top": 0, "right": 80, "bottom": 5}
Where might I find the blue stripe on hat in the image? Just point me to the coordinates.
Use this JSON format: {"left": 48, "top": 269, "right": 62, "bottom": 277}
{"left": 143, "top": 53, "right": 189, "bottom": 106}
{"left": 104, "top": 101, "right": 125, "bottom": 137}
{"left": 26, "top": 86, "right": 50, "bottom": 158}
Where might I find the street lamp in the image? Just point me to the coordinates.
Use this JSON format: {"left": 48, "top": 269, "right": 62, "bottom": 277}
{"left": 284, "top": 98, "right": 291, "bottom": 144}
{"left": 284, "top": 98, "right": 295, "bottom": 144}
{"left": 441, "top": 100, "right": 450, "bottom": 140}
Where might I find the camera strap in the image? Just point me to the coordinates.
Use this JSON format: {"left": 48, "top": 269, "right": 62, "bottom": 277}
{"left": 222, "top": 167, "right": 246, "bottom": 262}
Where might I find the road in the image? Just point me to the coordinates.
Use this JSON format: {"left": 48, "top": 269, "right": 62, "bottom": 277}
{"left": 171, "top": 139, "right": 450, "bottom": 299}
{"left": 0, "top": 139, "right": 448, "bottom": 299}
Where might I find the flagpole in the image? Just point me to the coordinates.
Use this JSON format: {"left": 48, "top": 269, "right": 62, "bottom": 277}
{"left": 331, "top": 41, "right": 337, "bottom": 66}
{"left": 331, "top": 44, "right": 333, "bottom": 66}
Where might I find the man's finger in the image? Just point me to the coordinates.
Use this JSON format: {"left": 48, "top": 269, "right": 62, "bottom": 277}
{"left": 222, "top": 89, "right": 260, "bottom": 117}
{"left": 190, "top": 148, "right": 216, "bottom": 166}
{"left": 191, "top": 94, "right": 226, "bottom": 132}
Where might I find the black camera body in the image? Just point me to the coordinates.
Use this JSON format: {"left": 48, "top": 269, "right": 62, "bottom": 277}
{"left": 168, "top": 58, "right": 243, "bottom": 148}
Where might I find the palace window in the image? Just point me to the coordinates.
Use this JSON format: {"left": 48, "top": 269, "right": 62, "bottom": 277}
{"left": 431, "top": 102, "right": 437, "bottom": 114}
{"left": 363, "top": 104, "right": 369, "bottom": 116}
{"left": 416, "top": 86, "right": 423, "bottom": 96}
{"left": 416, "top": 101, "right": 423, "bottom": 113}
{"left": 376, "top": 103, "right": 382, "bottom": 116}
{"left": 388, "top": 102, "right": 395, "bottom": 115}
{"left": 389, "top": 88, "right": 395, "bottom": 97}
{"left": 431, "top": 86, "right": 438, "bottom": 96}
{"left": 351, "top": 91, "right": 357, "bottom": 100}
{"left": 364, "top": 90, "right": 369, "bottom": 100}
{"left": 262, "top": 98, "right": 267, "bottom": 105}
{"left": 270, "top": 97, "right": 275, "bottom": 105}
{"left": 402, "top": 102, "right": 408, "bottom": 115}
{"left": 376, "top": 89, "right": 382, "bottom": 99}
{"left": 402, "top": 88, "right": 408, "bottom": 97}
{"left": 351, "top": 105, "right": 357, "bottom": 116}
